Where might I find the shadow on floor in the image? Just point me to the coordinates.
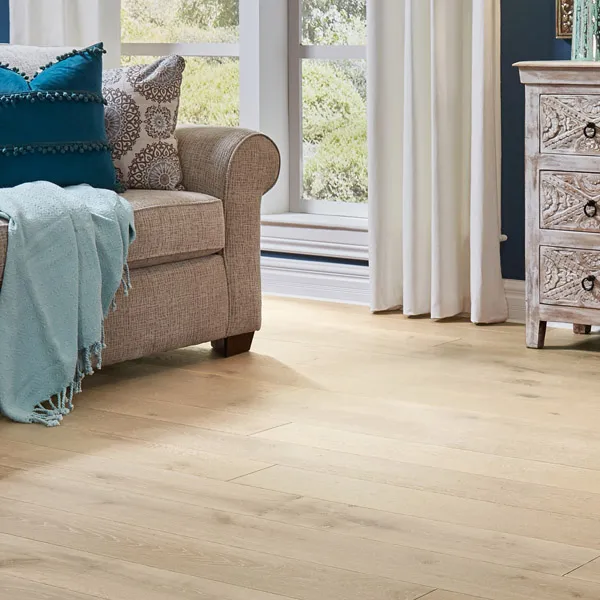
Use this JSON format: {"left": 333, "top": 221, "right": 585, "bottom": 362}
{"left": 0, "top": 342, "right": 318, "bottom": 479}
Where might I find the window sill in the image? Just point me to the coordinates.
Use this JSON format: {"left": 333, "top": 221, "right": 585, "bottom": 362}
{"left": 261, "top": 212, "right": 369, "bottom": 262}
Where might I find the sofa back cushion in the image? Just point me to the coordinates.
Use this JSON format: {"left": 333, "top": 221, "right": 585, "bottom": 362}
{"left": 102, "top": 56, "right": 186, "bottom": 191}
{"left": 0, "top": 43, "right": 118, "bottom": 190}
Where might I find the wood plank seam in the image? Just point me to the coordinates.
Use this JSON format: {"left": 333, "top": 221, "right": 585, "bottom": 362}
{"left": 415, "top": 590, "right": 438, "bottom": 600}
{"left": 561, "top": 553, "right": 600, "bottom": 577}
{"left": 227, "top": 464, "right": 278, "bottom": 483}
{"left": 249, "top": 422, "right": 294, "bottom": 436}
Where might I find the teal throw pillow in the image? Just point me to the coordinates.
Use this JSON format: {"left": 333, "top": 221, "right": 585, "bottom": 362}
{"left": 0, "top": 43, "right": 118, "bottom": 190}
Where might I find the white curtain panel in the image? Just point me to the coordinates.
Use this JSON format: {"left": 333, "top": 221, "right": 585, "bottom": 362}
{"left": 368, "top": 0, "right": 508, "bottom": 324}
{"left": 9, "top": 0, "right": 121, "bottom": 69}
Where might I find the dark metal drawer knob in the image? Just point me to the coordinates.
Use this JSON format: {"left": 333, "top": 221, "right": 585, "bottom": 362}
{"left": 585, "top": 200, "right": 598, "bottom": 218}
{"left": 584, "top": 122, "right": 598, "bottom": 139}
{"left": 582, "top": 275, "right": 597, "bottom": 292}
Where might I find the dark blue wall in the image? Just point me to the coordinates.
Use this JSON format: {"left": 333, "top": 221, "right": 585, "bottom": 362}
{"left": 501, "top": 0, "right": 570, "bottom": 280}
{"left": 0, "top": 0, "right": 8, "bottom": 42}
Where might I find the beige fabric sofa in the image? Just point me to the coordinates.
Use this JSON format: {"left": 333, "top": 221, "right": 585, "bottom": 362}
{"left": 0, "top": 126, "right": 280, "bottom": 363}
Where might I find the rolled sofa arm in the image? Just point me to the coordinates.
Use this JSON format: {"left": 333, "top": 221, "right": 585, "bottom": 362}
{"left": 175, "top": 126, "right": 280, "bottom": 338}
{"left": 176, "top": 126, "right": 280, "bottom": 200}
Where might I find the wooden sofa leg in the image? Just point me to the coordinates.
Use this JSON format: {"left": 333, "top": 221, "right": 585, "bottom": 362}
{"left": 211, "top": 332, "right": 255, "bottom": 357}
{"left": 574, "top": 324, "right": 592, "bottom": 335}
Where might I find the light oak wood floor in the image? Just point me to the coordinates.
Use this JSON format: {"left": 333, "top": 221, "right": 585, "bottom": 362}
{"left": 3, "top": 297, "right": 600, "bottom": 600}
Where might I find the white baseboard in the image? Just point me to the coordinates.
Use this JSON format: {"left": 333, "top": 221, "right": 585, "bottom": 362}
{"left": 262, "top": 255, "right": 527, "bottom": 323}
{"left": 261, "top": 256, "right": 370, "bottom": 305}
{"left": 504, "top": 279, "right": 526, "bottom": 324}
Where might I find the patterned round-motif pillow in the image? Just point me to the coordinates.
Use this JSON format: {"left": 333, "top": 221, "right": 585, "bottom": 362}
{"left": 103, "top": 88, "right": 141, "bottom": 160}
{"left": 102, "top": 56, "right": 185, "bottom": 191}
{"left": 128, "top": 142, "right": 182, "bottom": 190}
{"left": 126, "top": 56, "right": 185, "bottom": 104}
{"left": 103, "top": 68, "right": 123, "bottom": 86}
{"left": 145, "top": 105, "right": 173, "bottom": 139}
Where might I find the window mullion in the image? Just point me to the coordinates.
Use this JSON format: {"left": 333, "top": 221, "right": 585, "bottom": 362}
{"left": 240, "top": 0, "right": 290, "bottom": 214}
{"left": 299, "top": 45, "right": 367, "bottom": 60}
{"left": 121, "top": 42, "right": 240, "bottom": 58}
{"left": 288, "top": 0, "right": 302, "bottom": 213}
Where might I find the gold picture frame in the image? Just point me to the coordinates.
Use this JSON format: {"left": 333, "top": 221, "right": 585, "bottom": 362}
{"left": 557, "top": 0, "right": 574, "bottom": 39}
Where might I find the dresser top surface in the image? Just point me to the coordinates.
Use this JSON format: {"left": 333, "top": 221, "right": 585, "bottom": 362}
{"left": 515, "top": 61, "right": 600, "bottom": 69}
{"left": 515, "top": 61, "right": 600, "bottom": 85}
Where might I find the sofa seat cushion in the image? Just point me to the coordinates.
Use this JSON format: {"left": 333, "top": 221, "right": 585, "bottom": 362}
{"left": 0, "top": 189, "right": 224, "bottom": 288}
{"left": 123, "top": 189, "right": 225, "bottom": 269}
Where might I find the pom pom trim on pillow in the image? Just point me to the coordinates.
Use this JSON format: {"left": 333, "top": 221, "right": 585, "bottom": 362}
{"left": 0, "top": 141, "right": 112, "bottom": 157}
{"left": 0, "top": 63, "right": 29, "bottom": 80}
{"left": 0, "top": 91, "right": 106, "bottom": 106}
{"left": 0, "top": 44, "right": 107, "bottom": 83}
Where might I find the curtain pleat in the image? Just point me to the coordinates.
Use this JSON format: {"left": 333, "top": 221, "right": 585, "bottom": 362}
{"left": 368, "top": 0, "right": 508, "bottom": 324}
{"left": 367, "top": 0, "right": 405, "bottom": 312}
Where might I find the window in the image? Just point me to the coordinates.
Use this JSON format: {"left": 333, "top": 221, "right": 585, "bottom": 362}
{"left": 121, "top": 0, "right": 240, "bottom": 126}
{"left": 120, "top": 0, "right": 367, "bottom": 221}
{"left": 290, "top": 0, "right": 367, "bottom": 217}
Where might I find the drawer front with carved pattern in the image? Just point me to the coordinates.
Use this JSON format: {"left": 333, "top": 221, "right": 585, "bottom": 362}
{"left": 541, "top": 95, "right": 600, "bottom": 155}
{"left": 540, "top": 171, "right": 600, "bottom": 232}
{"left": 540, "top": 246, "right": 600, "bottom": 308}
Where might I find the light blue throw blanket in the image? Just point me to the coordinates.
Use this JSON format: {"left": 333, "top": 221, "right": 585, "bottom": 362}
{"left": 0, "top": 182, "right": 135, "bottom": 426}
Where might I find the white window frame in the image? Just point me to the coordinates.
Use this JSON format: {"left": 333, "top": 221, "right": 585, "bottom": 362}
{"left": 121, "top": 42, "right": 239, "bottom": 58}
{"left": 288, "top": 0, "right": 367, "bottom": 218}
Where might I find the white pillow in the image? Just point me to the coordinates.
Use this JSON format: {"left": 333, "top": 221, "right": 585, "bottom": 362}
{"left": 0, "top": 44, "right": 73, "bottom": 79}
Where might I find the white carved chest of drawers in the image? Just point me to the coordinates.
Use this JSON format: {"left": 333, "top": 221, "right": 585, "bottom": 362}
{"left": 517, "top": 62, "right": 600, "bottom": 348}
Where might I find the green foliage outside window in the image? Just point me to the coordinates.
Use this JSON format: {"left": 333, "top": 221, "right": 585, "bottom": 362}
{"left": 122, "top": 0, "right": 238, "bottom": 42}
{"left": 302, "top": 0, "right": 366, "bottom": 45}
{"left": 302, "top": 61, "right": 364, "bottom": 145}
{"left": 302, "top": 60, "right": 367, "bottom": 204}
{"left": 178, "top": 58, "right": 239, "bottom": 126}
{"left": 122, "top": 0, "right": 367, "bottom": 204}
{"left": 305, "top": 118, "right": 367, "bottom": 204}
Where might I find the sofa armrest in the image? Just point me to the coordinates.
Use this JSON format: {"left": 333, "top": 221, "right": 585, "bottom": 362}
{"left": 175, "top": 126, "right": 280, "bottom": 200}
{"left": 175, "top": 126, "right": 280, "bottom": 337}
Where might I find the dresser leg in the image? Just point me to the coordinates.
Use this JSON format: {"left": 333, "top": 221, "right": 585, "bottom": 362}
{"left": 526, "top": 320, "right": 547, "bottom": 349}
{"left": 573, "top": 324, "right": 592, "bottom": 335}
